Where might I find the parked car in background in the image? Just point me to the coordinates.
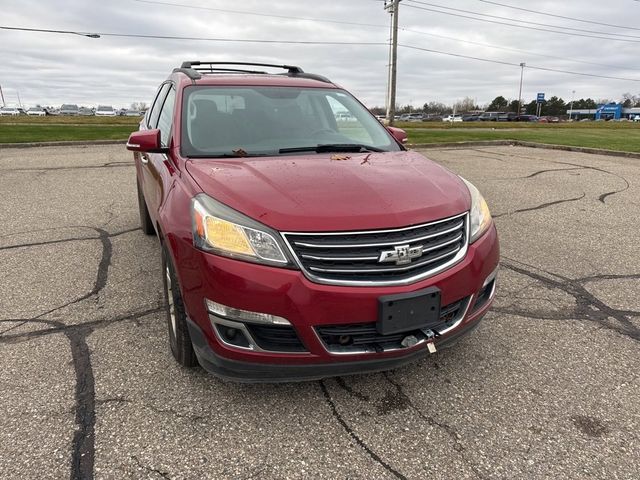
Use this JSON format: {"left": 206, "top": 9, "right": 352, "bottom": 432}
{"left": 462, "top": 114, "right": 480, "bottom": 122}
{"left": 126, "top": 60, "right": 499, "bottom": 381}
{"left": 632, "top": 115, "right": 640, "bottom": 122}
{"left": 514, "top": 115, "right": 538, "bottom": 122}
{"left": 497, "top": 112, "right": 517, "bottom": 122}
{"left": 78, "top": 107, "right": 94, "bottom": 116}
{"left": 0, "top": 106, "right": 21, "bottom": 116}
{"left": 124, "top": 110, "right": 142, "bottom": 117}
{"left": 95, "top": 105, "right": 117, "bottom": 116}
{"left": 26, "top": 106, "right": 47, "bottom": 116}
{"left": 442, "top": 114, "right": 463, "bottom": 122}
{"left": 422, "top": 114, "right": 443, "bottom": 122}
{"left": 60, "top": 104, "right": 79, "bottom": 115}
{"left": 406, "top": 113, "right": 424, "bottom": 122}
{"left": 538, "top": 116, "right": 560, "bottom": 123}
{"left": 479, "top": 112, "right": 503, "bottom": 121}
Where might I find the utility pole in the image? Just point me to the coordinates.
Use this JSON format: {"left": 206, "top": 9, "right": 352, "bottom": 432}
{"left": 385, "top": 0, "right": 401, "bottom": 125}
{"left": 517, "top": 62, "right": 525, "bottom": 114}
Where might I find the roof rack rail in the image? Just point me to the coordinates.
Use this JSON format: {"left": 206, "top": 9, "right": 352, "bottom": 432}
{"left": 173, "top": 61, "right": 333, "bottom": 83}
{"left": 182, "top": 61, "right": 302, "bottom": 73}
{"left": 278, "top": 72, "right": 332, "bottom": 84}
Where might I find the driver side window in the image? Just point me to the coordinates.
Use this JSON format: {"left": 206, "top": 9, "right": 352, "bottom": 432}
{"left": 157, "top": 87, "right": 176, "bottom": 147}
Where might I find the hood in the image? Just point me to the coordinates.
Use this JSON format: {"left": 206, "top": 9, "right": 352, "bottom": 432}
{"left": 185, "top": 150, "right": 470, "bottom": 232}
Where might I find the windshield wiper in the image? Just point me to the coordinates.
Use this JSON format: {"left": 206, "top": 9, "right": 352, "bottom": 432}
{"left": 279, "top": 144, "right": 385, "bottom": 154}
{"left": 188, "top": 153, "right": 272, "bottom": 158}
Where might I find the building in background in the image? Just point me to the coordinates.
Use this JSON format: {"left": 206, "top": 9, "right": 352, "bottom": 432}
{"left": 568, "top": 102, "right": 640, "bottom": 120}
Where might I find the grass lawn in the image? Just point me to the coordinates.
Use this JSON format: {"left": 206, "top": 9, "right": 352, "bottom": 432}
{"left": 0, "top": 124, "right": 137, "bottom": 143}
{"left": 404, "top": 125, "right": 640, "bottom": 153}
{"left": 1, "top": 115, "right": 639, "bottom": 153}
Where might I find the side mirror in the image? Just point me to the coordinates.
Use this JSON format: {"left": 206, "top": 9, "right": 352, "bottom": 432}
{"left": 126, "top": 129, "right": 167, "bottom": 153}
{"left": 387, "top": 126, "right": 408, "bottom": 144}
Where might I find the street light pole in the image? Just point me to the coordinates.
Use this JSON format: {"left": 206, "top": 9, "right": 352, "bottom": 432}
{"left": 569, "top": 89, "right": 576, "bottom": 120}
{"left": 517, "top": 62, "right": 525, "bottom": 115}
{"left": 385, "top": 0, "right": 401, "bottom": 126}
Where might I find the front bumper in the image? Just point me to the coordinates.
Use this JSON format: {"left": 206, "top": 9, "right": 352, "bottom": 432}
{"left": 171, "top": 223, "right": 499, "bottom": 380}
{"left": 187, "top": 312, "right": 485, "bottom": 382}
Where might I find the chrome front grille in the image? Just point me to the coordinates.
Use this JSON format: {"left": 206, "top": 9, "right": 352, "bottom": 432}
{"left": 283, "top": 212, "right": 468, "bottom": 286}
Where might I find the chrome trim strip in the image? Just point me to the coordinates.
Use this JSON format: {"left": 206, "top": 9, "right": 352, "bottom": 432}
{"left": 300, "top": 254, "right": 380, "bottom": 262}
{"left": 289, "top": 211, "right": 467, "bottom": 237}
{"left": 433, "top": 295, "right": 473, "bottom": 336}
{"left": 292, "top": 221, "right": 464, "bottom": 249}
{"left": 308, "top": 247, "right": 460, "bottom": 274}
{"left": 282, "top": 212, "right": 470, "bottom": 287}
{"left": 209, "top": 314, "right": 307, "bottom": 355}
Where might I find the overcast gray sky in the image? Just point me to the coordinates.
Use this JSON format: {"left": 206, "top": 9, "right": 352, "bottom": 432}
{"left": 1, "top": 0, "right": 639, "bottom": 108}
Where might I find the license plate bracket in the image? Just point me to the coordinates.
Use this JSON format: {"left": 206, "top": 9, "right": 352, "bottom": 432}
{"left": 377, "top": 287, "right": 441, "bottom": 335}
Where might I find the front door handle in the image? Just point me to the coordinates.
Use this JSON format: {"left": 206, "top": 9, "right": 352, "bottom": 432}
{"left": 140, "top": 153, "right": 149, "bottom": 164}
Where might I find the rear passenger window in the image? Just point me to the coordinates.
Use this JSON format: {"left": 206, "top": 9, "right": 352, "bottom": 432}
{"left": 157, "top": 87, "right": 176, "bottom": 147}
{"left": 148, "top": 83, "right": 170, "bottom": 128}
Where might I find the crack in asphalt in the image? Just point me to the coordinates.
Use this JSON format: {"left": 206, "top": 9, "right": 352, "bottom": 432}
{"left": 0, "top": 226, "right": 140, "bottom": 252}
{"left": 493, "top": 193, "right": 586, "bottom": 218}
{"left": 131, "top": 455, "right": 171, "bottom": 479}
{"left": 0, "top": 221, "right": 159, "bottom": 480}
{"left": 0, "top": 162, "right": 133, "bottom": 173}
{"left": 0, "top": 226, "right": 141, "bottom": 336}
{"left": 335, "top": 376, "right": 371, "bottom": 402}
{"left": 497, "top": 257, "right": 640, "bottom": 342}
{"left": 383, "top": 373, "right": 489, "bottom": 480}
{"left": 550, "top": 161, "right": 631, "bottom": 204}
{"left": 520, "top": 166, "right": 585, "bottom": 178}
{"left": 475, "top": 148, "right": 631, "bottom": 204}
{"left": 0, "top": 306, "right": 164, "bottom": 344}
{"left": 319, "top": 380, "right": 407, "bottom": 480}
{"left": 0, "top": 306, "right": 163, "bottom": 480}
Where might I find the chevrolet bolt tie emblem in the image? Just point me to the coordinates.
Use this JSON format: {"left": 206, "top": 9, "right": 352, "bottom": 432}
{"left": 378, "top": 244, "right": 424, "bottom": 266}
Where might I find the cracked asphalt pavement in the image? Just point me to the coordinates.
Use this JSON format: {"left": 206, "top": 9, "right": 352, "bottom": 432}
{"left": 1, "top": 144, "right": 638, "bottom": 479}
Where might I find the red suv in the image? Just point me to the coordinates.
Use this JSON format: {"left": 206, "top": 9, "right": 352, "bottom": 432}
{"left": 127, "top": 61, "right": 499, "bottom": 382}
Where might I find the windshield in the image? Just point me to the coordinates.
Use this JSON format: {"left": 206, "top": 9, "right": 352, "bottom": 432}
{"left": 181, "top": 86, "right": 400, "bottom": 157}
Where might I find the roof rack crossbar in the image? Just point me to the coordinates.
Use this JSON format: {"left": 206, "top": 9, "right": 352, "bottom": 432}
{"left": 192, "top": 67, "right": 269, "bottom": 74}
{"left": 181, "top": 61, "right": 304, "bottom": 74}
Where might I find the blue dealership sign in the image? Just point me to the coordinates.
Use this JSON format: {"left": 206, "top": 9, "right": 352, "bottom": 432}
{"left": 537, "top": 93, "right": 545, "bottom": 103}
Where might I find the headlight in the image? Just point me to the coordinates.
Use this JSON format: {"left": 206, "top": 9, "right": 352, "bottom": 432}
{"left": 460, "top": 177, "right": 492, "bottom": 243}
{"left": 192, "top": 194, "right": 292, "bottom": 266}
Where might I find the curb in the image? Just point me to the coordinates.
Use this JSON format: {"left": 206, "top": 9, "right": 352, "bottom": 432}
{"left": 408, "top": 140, "right": 640, "bottom": 159}
{"left": 0, "top": 139, "right": 126, "bottom": 149}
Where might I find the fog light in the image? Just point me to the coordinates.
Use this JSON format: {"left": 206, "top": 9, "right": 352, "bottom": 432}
{"left": 205, "top": 299, "right": 291, "bottom": 326}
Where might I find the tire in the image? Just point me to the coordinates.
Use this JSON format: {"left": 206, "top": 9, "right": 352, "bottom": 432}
{"left": 162, "top": 246, "right": 198, "bottom": 368}
{"left": 137, "top": 179, "right": 155, "bottom": 236}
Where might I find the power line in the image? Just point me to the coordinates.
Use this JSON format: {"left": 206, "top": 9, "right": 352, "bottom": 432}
{"left": 407, "top": 0, "right": 640, "bottom": 39}
{"left": 399, "top": 44, "right": 640, "bottom": 82}
{"left": 477, "top": 0, "right": 640, "bottom": 32}
{"left": 2, "top": 25, "right": 639, "bottom": 83}
{"left": 403, "top": 1, "right": 640, "bottom": 42}
{"left": 0, "top": 26, "right": 387, "bottom": 46}
{"left": 399, "top": 27, "right": 640, "bottom": 72}
{"left": 0, "top": 26, "right": 100, "bottom": 38}
{"left": 130, "top": 0, "right": 640, "bottom": 71}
